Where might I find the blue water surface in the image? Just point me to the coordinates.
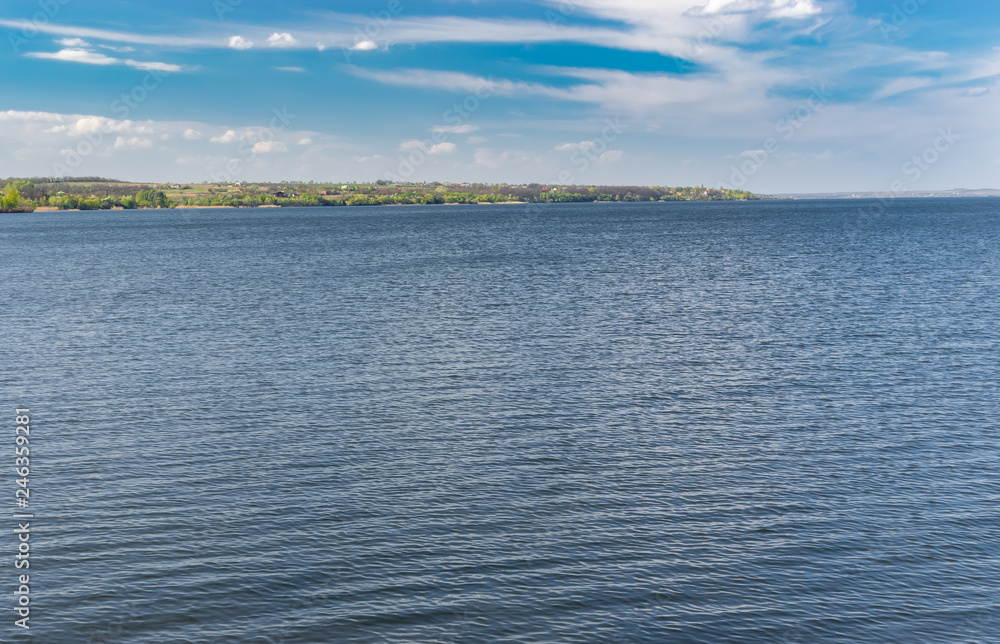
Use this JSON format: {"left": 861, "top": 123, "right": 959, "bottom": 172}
{"left": 1, "top": 199, "right": 999, "bottom": 643}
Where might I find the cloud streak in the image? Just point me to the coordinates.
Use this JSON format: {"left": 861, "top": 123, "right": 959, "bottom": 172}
{"left": 26, "top": 47, "right": 184, "bottom": 72}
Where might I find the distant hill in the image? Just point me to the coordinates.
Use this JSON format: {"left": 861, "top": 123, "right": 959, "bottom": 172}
{"left": 776, "top": 188, "right": 1000, "bottom": 199}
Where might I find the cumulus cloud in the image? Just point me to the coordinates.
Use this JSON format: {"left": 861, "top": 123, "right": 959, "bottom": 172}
{"left": 429, "top": 142, "right": 456, "bottom": 155}
{"left": 56, "top": 37, "right": 89, "bottom": 47}
{"left": 266, "top": 32, "right": 297, "bottom": 47}
{"left": 228, "top": 35, "right": 253, "bottom": 50}
{"left": 210, "top": 130, "right": 241, "bottom": 144}
{"left": 350, "top": 40, "right": 377, "bottom": 51}
{"left": 183, "top": 129, "right": 202, "bottom": 140}
{"left": 69, "top": 116, "right": 151, "bottom": 136}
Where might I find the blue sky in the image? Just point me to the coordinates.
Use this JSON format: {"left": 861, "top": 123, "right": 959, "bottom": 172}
{"left": 1, "top": 0, "right": 998, "bottom": 192}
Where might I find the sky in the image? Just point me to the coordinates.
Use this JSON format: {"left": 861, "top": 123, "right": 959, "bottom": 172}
{"left": 1, "top": 0, "right": 999, "bottom": 193}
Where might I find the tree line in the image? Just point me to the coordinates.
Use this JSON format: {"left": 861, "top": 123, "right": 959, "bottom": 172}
{"left": 1, "top": 179, "right": 758, "bottom": 213}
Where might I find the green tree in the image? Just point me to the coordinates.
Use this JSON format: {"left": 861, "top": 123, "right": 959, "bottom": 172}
{"left": 0, "top": 187, "right": 29, "bottom": 212}
{"left": 135, "top": 189, "right": 169, "bottom": 208}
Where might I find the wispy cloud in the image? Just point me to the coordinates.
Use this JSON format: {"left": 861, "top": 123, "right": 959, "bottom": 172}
{"left": 25, "top": 47, "right": 184, "bottom": 72}
{"left": 873, "top": 77, "right": 934, "bottom": 100}
{"left": 56, "top": 37, "right": 89, "bottom": 47}
{"left": 0, "top": 18, "right": 220, "bottom": 47}
{"left": 432, "top": 125, "right": 479, "bottom": 134}
{"left": 273, "top": 66, "right": 305, "bottom": 73}
{"left": 28, "top": 48, "right": 118, "bottom": 66}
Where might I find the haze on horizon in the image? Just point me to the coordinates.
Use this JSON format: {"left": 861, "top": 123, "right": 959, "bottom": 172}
{"left": 1, "top": 0, "right": 998, "bottom": 194}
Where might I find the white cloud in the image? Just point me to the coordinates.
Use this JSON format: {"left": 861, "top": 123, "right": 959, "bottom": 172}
{"left": 0, "top": 109, "right": 354, "bottom": 182}
{"left": 273, "top": 66, "right": 305, "bottom": 72}
{"left": 210, "top": 130, "right": 241, "bottom": 144}
{"left": 99, "top": 44, "right": 136, "bottom": 53}
{"left": 598, "top": 150, "right": 623, "bottom": 163}
{"left": 56, "top": 37, "right": 89, "bottom": 47}
{"left": 28, "top": 48, "right": 118, "bottom": 65}
{"left": 113, "top": 136, "right": 153, "bottom": 150}
{"left": 963, "top": 86, "right": 991, "bottom": 98}
{"left": 432, "top": 124, "right": 479, "bottom": 134}
{"left": 399, "top": 140, "right": 457, "bottom": 155}
{"left": 473, "top": 148, "right": 531, "bottom": 169}
{"left": 697, "top": 0, "right": 822, "bottom": 19}
{"left": 25, "top": 47, "right": 183, "bottom": 72}
{"left": 297, "top": 138, "right": 313, "bottom": 145}
{"left": 70, "top": 116, "right": 150, "bottom": 136}
{"left": 126, "top": 60, "right": 183, "bottom": 72}
{"left": 873, "top": 77, "right": 933, "bottom": 100}
{"left": 399, "top": 140, "right": 425, "bottom": 152}
{"left": 350, "top": 40, "right": 377, "bottom": 51}
{"left": 252, "top": 141, "right": 288, "bottom": 153}
{"left": 229, "top": 35, "right": 254, "bottom": 50}
{"left": 266, "top": 32, "right": 297, "bottom": 47}
{"left": 0, "top": 110, "right": 66, "bottom": 122}
{"left": 555, "top": 141, "right": 597, "bottom": 152}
